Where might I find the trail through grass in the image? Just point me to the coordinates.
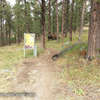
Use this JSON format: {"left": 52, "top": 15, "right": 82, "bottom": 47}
{"left": 0, "top": 29, "right": 100, "bottom": 99}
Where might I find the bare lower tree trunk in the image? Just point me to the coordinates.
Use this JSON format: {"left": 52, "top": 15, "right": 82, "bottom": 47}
{"left": 56, "top": 0, "right": 59, "bottom": 41}
{"left": 1, "top": 17, "right": 3, "bottom": 46}
{"left": 48, "top": 0, "right": 51, "bottom": 35}
{"left": 24, "top": 0, "right": 30, "bottom": 32}
{"left": 0, "top": 0, "right": 5, "bottom": 46}
{"left": 5, "top": 24, "right": 8, "bottom": 45}
{"left": 17, "top": 26, "right": 20, "bottom": 44}
{"left": 41, "top": 0, "right": 46, "bottom": 49}
{"left": 88, "top": 0, "right": 100, "bottom": 57}
{"left": 79, "top": 0, "right": 86, "bottom": 41}
{"left": 52, "top": 9, "right": 56, "bottom": 34}
{"left": 95, "top": 2, "right": 100, "bottom": 55}
{"left": 64, "top": 0, "right": 69, "bottom": 37}
{"left": 8, "top": 23, "right": 11, "bottom": 45}
{"left": 66, "top": 0, "right": 70, "bottom": 35}
{"left": 61, "top": 0, "right": 65, "bottom": 39}
{"left": 69, "top": 0, "right": 74, "bottom": 41}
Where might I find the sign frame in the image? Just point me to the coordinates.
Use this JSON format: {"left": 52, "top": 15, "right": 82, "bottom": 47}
{"left": 24, "top": 33, "right": 37, "bottom": 57}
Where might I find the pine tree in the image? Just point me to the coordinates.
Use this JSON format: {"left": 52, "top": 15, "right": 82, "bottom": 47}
{"left": 88, "top": 0, "right": 100, "bottom": 57}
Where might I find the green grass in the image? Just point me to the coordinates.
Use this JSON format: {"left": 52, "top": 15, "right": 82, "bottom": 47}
{"left": 0, "top": 42, "right": 44, "bottom": 70}
{"left": 0, "top": 44, "right": 24, "bottom": 70}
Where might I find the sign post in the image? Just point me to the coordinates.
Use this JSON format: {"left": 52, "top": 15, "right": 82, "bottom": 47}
{"left": 24, "top": 33, "right": 37, "bottom": 57}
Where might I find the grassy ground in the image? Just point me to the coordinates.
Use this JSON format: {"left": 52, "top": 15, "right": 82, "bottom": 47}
{"left": 0, "top": 44, "right": 24, "bottom": 70}
{"left": 0, "top": 28, "right": 100, "bottom": 98}
{"left": 0, "top": 42, "right": 44, "bottom": 70}
{"left": 45, "top": 30, "right": 100, "bottom": 97}
{"left": 51, "top": 31, "right": 100, "bottom": 97}
{"left": 0, "top": 28, "right": 88, "bottom": 70}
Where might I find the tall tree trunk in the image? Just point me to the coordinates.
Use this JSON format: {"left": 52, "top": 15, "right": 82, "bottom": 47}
{"left": 88, "top": 0, "right": 100, "bottom": 57}
{"left": 17, "top": 25, "right": 20, "bottom": 44}
{"left": 69, "top": 0, "right": 74, "bottom": 41}
{"left": 74, "top": 1, "right": 80, "bottom": 34}
{"left": 5, "top": 24, "right": 8, "bottom": 45}
{"left": 0, "top": 0, "right": 4, "bottom": 46}
{"left": 61, "top": 0, "right": 65, "bottom": 39}
{"left": 24, "top": 0, "right": 30, "bottom": 32}
{"left": 41, "top": 0, "right": 46, "bottom": 49}
{"left": 0, "top": 0, "right": 2, "bottom": 46}
{"left": 48, "top": 0, "right": 51, "bottom": 35}
{"left": 95, "top": 1, "right": 100, "bottom": 55}
{"left": 56, "top": 0, "right": 59, "bottom": 40}
{"left": 64, "top": 0, "right": 69, "bottom": 37}
{"left": 0, "top": 16, "right": 3, "bottom": 46}
{"left": 79, "top": 0, "right": 86, "bottom": 41}
{"left": 8, "top": 23, "right": 11, "bottom": 45}
{"left": 52, "top": 7, "right": 56, "bottom": 34}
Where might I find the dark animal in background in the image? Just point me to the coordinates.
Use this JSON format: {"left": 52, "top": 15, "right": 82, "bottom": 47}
{"left": 48, "top": 34, "right": 57, "bottom": 40}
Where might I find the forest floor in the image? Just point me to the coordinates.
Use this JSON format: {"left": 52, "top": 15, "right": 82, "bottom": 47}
{"left": 10, "top": 48, "right": 62, "bottom": 100}
{"left": 0, "top": 48, "right": 65, "bottom": 100}
{"left": 0, "top": 32, "right": 100, "bottom": 100}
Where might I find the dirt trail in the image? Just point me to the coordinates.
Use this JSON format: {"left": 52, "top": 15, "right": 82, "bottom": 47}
{"left": 1, "top": 48, "right": 100, "bottom": 100}
{"left": 9, "top": 49, "right": 60, "bottom": 100}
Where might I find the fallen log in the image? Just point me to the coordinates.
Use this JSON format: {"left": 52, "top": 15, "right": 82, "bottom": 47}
{"left": 52, "top": 42, "right": 87, "bottom": 61}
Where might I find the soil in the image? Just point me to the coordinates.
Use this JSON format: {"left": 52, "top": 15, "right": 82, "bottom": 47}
{"left": 10, "top": 48, "right": 61, "bottom": 100}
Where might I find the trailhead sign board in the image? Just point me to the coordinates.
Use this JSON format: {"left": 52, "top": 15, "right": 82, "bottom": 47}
{"left": 24, "top": 33, "right": 37, "bottom": 57}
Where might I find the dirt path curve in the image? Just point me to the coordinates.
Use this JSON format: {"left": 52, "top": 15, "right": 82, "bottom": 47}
{"left": 10, "top": 49, "right": 60, "bottom": 100}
